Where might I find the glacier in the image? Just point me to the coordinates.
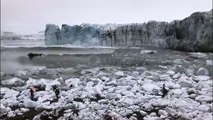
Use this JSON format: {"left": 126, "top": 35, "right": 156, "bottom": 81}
{"left": 45, "top": 10, "right": 212, "bottom": 52}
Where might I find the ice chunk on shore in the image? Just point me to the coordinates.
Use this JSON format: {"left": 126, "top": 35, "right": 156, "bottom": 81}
{"left": 141, "top": 83, "right": 160, "bottom": 93}
{"left": 23, "top": 99, "right": 38, "bottom": 108}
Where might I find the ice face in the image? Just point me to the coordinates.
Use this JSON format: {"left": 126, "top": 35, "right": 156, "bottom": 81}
{"left": 45, "top": 10, "right": 213, "bottom": 52}
{"left": 45, "top": 24, "right": 61, "bottom": 45}
{"left": 45, "top": 24, "right": 101, "bottom": 45}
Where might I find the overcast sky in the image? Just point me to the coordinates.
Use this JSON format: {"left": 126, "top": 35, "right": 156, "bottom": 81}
{"left": 1, "top": 0, "right": 212, "bottom": 34}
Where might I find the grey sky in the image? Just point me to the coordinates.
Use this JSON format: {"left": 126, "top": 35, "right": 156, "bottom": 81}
{"left": 1, "top": 0, "right": 212, "bottom": 34}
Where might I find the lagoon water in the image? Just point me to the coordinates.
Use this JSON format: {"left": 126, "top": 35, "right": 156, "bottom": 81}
{"left": 1, "top": 39, "right": 212, "bottom": 76}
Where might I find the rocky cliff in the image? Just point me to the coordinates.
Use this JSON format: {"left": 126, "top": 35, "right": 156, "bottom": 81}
{"left": 45, "top": 10, "right": 212, "bottom": 52}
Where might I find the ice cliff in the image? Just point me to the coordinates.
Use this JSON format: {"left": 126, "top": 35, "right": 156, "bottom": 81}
{"left": 45, "top": 10, "right": 212, "bottom": 52}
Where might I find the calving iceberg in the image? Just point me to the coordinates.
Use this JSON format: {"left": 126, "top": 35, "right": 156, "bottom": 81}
{"left": 45, "top": 24, "right": 119, "bottom": 45}
{"left": 45, "top": 10, "right": 212, "bottom": 52}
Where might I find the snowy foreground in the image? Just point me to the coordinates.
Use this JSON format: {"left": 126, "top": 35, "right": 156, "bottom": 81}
{"left": 0, "top": 66, "right": 212, "bottom": 120}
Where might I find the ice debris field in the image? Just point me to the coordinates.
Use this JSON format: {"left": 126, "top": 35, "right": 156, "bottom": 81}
{"left": 0, "top": 61, "right": 212, "bottom": 120}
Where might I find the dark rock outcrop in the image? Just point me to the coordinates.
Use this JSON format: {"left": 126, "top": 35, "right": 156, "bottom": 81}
{"left": 45, "top": 10, "right": 212, "bottom": 52}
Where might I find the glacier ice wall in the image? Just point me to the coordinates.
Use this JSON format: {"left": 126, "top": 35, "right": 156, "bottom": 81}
{"left": 45, "top": 24, "right": 101, "bottom": 45}
{"left": 45, "top": 10, "right": 212, "bottom": 52}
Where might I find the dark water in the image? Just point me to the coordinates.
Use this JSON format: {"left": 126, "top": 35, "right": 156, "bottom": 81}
{"left": 1, "top": 46, "right": 212, "bottom": 75}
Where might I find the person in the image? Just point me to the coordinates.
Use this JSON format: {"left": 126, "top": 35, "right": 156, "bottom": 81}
{"left": 162, "top": 84, "right": 169, "bottom": 98}
{"left": 52, "top": 85, "right": 60, "bottom": 99}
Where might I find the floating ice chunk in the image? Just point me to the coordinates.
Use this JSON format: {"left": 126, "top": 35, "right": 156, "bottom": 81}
{"left": 7, "top": 111, "right": 16, "bottom": 118}
{"left": 151, "top": 99, "right": 169, "bottom": 107}
{"left": 172, "top": 72, "right": 181, "bottom": 79}
{"left": 140, "top": 50, "right": 157, "bottom": 54}
{"left": 197, "top": 104, "right": 210, "bottom": 112}
{"left": 15, "top": 70, "right": 28, "bottom": 79}
{"left": 202, "top": 113, "right": 213, "bottom": 120}
{"left": 143, "top": 116, "right": 160, "bottom": 120}
{"left": 166, "top": 70, "right": 175, "bottom": 76}
{"left": 106, "top": 80, "right": 117, "bottom": 86}
{"left": 0, "top": 104, "right": 10, "bottom": 115}
{"left": 160, "top": 74, "right": 172, "bottom": 81}
{"left": 149, "top": 112, "right": 157, "bottom": 117}
{"left": 23, "top": 99, "right": 38, "bottom": 108}
{"left": 188, "top": 94, "right": 197, "bottom": 99}
{"left": 140, "top": 110, "right": 147, "bottom": 116}
{"left": 26, "top": 78, "right": 61, "bottom": 91}
{"left": 131, "top": 71, "right": 140, "bottom": 77}
{"left": 65, "top": 78, "right": 80, "bottom": 88}
{"left": 121, "top": 91, "right": 134, "bottom": 97}
{"left": 36, "top": 91, "right": 55, "bottom": 103}
{"left": 2, "top": 97, "right": 19, "bottom": 107}
{"left": 193, "top": 76, "right": 210, "bottom": 82}
{"left": 187, "top": 88, "right": 197, "bottom": 94}
{"left": 14, "top": 109, "right": 22, "bottom": 115}
{"left": 172, "top": 84, "right": 181, "bottom": 89}
{"left": 195, "top": 95, "right": 212, "bottom": 103}
{"left": 86, "top": 81, "right": 94, "bottom": 87}
{"left": 33, "top": 114, "right": 41, "bottom": 120}
{"left": 196, "top": 67, "right": 209, "bottom": 76}
{"left": 165, "top": 81, "right": 176, "bottom": 89}
{"left": 25, "top": 78, "right": 41, "bottom": 87}
{"left": 98, "top": 99, "right": 109, "bottom": 104}
{"left": 178, "top": 75, "right": 194, "bottom": 88}
{"left": 173, "top": 59, "right": 189, "bottom": 64}
{"left": 20, "top": 108, "right": 30, "bottom": 113}
{"left": 170, "top": 89, "right": 183, "bottom": 96}
{"left": 147, "top": 73, "right": 160, "bottom": 81}
{"left": 1, "top": 72, "right": 4, "bottom": 77}
{"left": 46, "top": 69, "right": 60, "bottom": 79}
{"left": 135, "top": 67, "right": 147, "bottom": 72}
{"left": 35, "top": 103, "right": 52, "bottom": 111}
{"left": 114, "top": 71, "right": 124, "bottom": 77}
{"left": 185, "top": 69, "right": 194, "bottom": 76}
{"left": 0, "top": 87, "right": 10, "bottom": 95}
{"left": 40, "top": 78, "right": 61, "bottom": 91}
{"left": 158, "top": 110, "right": 168, "bottom": 117}
{"left": 190, "top": 52, "right": 208, "bottom": 59}
{"left": 94, "top": 84, "right": 104, "bottom": 95}
{"left": 195, "top": 81, "right": 211, "bottom": 90}
{"left": 141, "top": 83, "right": 160, "bottom": 93}
{"left": 4, "top": 89, "right": 19, "bottom": 99}
{"left": 101, "top": 76, "right": 110, "bottom": 82}
{"left": 1, "top": 77, "right": 25, "bottom": 86}
{"left": 206, "top": 60, "right": 213, "bottom": 66}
